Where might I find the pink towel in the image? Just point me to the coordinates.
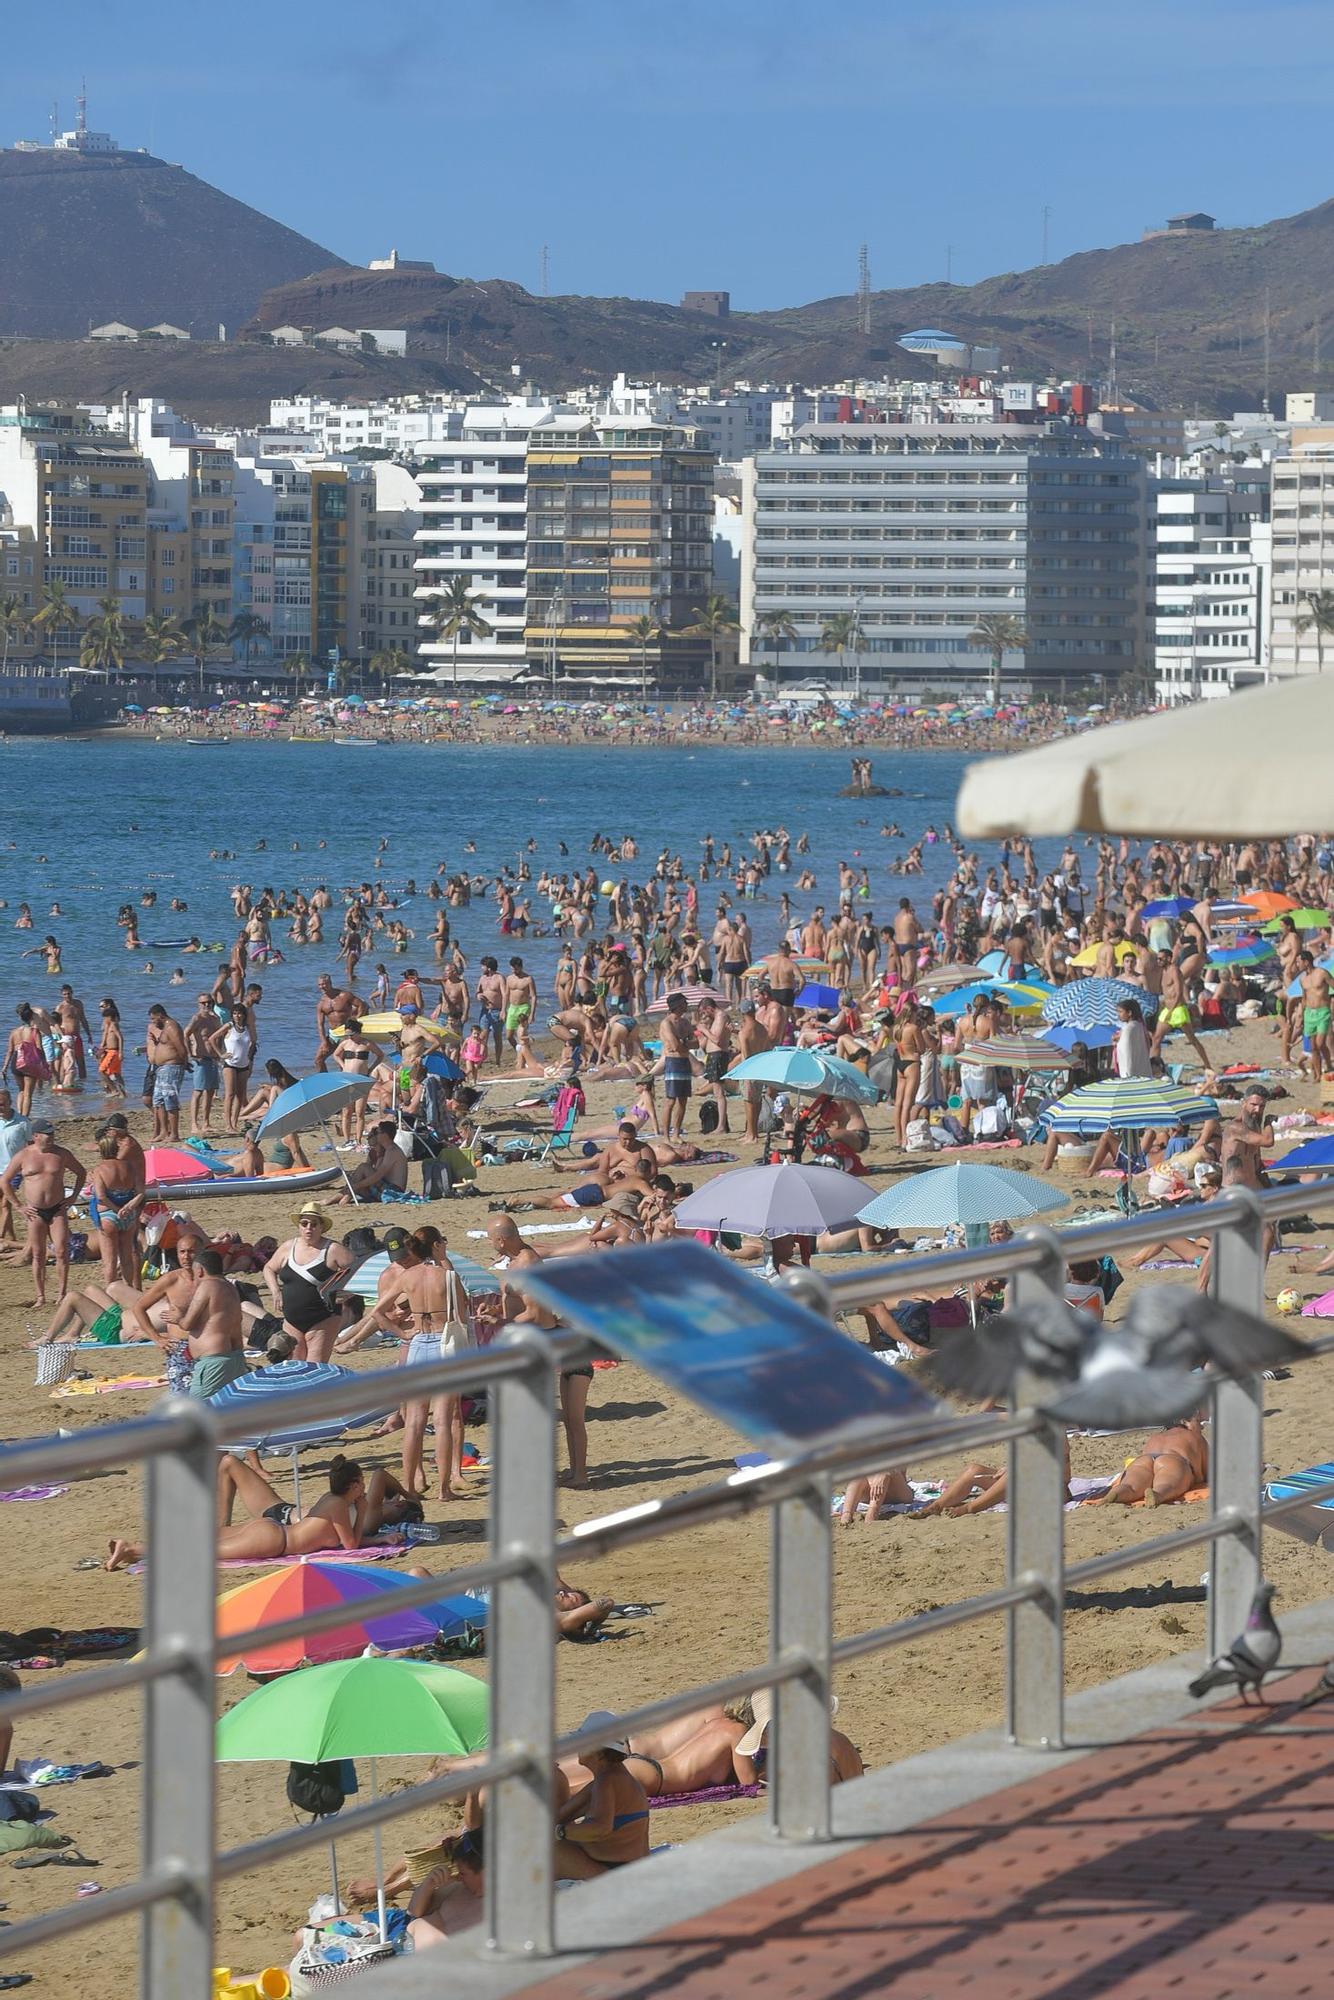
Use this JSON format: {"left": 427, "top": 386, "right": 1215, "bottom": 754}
{"left": 648, "top": 1783, "right": 763, "bottom": 1809}
{"left": 215, "top": 1544, "right": 409, "bottom": 1570}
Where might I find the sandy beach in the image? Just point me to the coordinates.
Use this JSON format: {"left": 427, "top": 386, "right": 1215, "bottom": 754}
{"left": 4, "top": 1010, "right": 1332, "bottom": 1990}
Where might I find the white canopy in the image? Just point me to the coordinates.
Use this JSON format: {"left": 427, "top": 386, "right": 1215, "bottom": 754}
{"left": 956, "top": 677, "right": 1334, "bottom": 839}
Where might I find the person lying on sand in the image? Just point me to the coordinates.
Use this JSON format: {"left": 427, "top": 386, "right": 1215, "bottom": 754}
{"left": 104, "top": 1453, "right": 416, "bottom": 1568}
{"left": 1085, "top": 1413, "right": 1208, "bottom": 1507}
{"left": 907, "top": 1437, "right": 1072, "bottom": 1518}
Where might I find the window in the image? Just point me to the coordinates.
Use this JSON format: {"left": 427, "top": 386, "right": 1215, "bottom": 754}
{"left": 163, "top": 578, "right": 174, "bottom": 595}
{"left": 63, "top": 535, "right": 93, "bottom": 556}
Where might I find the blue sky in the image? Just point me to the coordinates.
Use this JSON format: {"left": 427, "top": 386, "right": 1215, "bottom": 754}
{"left": 7, "top": 0, "right": 1334, "bottom": 310}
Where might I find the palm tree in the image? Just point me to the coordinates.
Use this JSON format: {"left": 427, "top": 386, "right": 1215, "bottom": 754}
{"left": 1296, "top": 591, "right": 1334, "bottom": 674}
{"left": 228, "top": 611, "right": 270, "bottom": 672}
{"left": 627, "top": 612, "right": 659, "bottom": 704}
{"left": 0, "top": 595, "right": 29, "bottom": 670}
{"left": 286, "top": 652, "right": 311, "bottom": 702}
{"left": 424, "top": 576, "right": 493, "bottom": 690}
{"left": 79, "top": 595, "right": 128, "bottom": 675}
{"left": 181, "top": 604, "right": 229, "bottom": 694}
{"left": 687, "top": 593, "right": 741, "bottom": 701}
{"left": 141, "top": 614, "right": 184, "bottom": 668}
{"left": 32, "top": 580, "right": 81, "bottom": 673}
{"left": 820, "top": 610, "right": 858, "bottom": 694}
{"left": 967, "top": 613, "right": 1028, "bottom": 703}
{"left": 369, "top": 645, "right": 412, "bottom": 692}
{"left": 756, "top": 609, "right": 798, "bottom": 688}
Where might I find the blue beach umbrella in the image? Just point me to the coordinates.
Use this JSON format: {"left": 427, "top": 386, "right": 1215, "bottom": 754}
{"left": 857, "top": 1162, "right": 1068, "bottom": 1231}
{"left": 423, "top": 1050, "right": 465, "bottom": 1083}
{"left": 1141, "top": 898, "right": 1196, "bottom": 920}
{"left": 927, "top": 980, "right": 1049, "bottom": 1018}
{"left": 1208, "top": 940, "right": 1276, "bottom": 967}
{"left": 1270, "top": 1137, "right": 1334, "bottom": 1171}
{"left": 1036, "top": 1022, "right": 1118, "bottom": 1053}
{"left": 1042, "top": 1078, "right": 1217, "bottom": 1134}
{"left": 1041, "top": 978, "right": 1158, "bottom": 1026}
{"left": 795, "top": 982, "right": 842, "bottom": 1011}
{"left": 208, "top": 1359, "right": 395, "bottom": 1504}
{"left": 257, "top": 1073, "right": 374, "bottom": 1198}
{"left": 726, "top": 1047, "right": 880, "bottom": 1103}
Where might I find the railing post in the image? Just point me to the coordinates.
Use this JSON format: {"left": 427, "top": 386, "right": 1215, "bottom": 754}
{"left": 770, "top": 1473, "right": 833, "bottom": 1841}
{"left": 487, "top": 1339, "right": 557, "bottom": 1955}
{"left": 142, "top": 1405, "right": 217, "bottom": 1999}
{"left": 1006, "top": 1230, "right": 1067, "bottom": 1749}
{"left": 1208, "top": 1189, "right": 1266, "bottom": 1660}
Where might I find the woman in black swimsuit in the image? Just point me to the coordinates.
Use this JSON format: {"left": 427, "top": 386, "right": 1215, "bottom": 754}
{"left": 261, "top": 1202, "right": 353, "bottom": 1361}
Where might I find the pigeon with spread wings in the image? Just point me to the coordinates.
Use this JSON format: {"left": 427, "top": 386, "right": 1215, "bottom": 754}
{"left": 929, "top": 1288, "right": 1304, "bottom": 1429}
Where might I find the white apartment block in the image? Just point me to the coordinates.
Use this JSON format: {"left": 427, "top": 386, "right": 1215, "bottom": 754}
{"left": 268, "top": 396, "right": 464, "bottom": 455}
{"left": 770, "top": 393, "right": 843, "bottom": 443}
{"left": 1153, "top": 477, "right": 1271, "bottom": 703}
{"left": 1267, "top": 441, "right": 1334, "bottom": 676}
{"left": 741, "top": 423, "right": 1148, "bottom": 691}
{"left": 412, "top": 399, "right": 579, "bottom": 682}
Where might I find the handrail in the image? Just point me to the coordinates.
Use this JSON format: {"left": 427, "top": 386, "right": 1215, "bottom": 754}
{"left": 3, "top": 1174, "right": 1334, "bottom": 1989}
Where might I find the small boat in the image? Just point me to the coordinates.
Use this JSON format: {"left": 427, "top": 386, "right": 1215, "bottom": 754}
{"left": 184, "top": 737, "right": 216, "bottom": 747}
{"left": 288, "top": 733, "right": 326, "bottom": 742}
{"left": 333, "top": 735, "right": 367, "bottom": 745}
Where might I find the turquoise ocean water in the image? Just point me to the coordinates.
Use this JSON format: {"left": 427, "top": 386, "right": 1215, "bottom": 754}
{"left": 4, "top": 737, "right": 1050, "bottom": 1080}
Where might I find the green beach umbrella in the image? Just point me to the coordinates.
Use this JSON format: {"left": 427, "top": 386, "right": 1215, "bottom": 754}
{"left": 216, "top": 1657, "right": 488, "bottom": 1762}
{"left": 217, "top": 1658, "right": 488, "bottom": 1941}
{"left": 1260, "top": 909, "right": 1331, "bottom": 933}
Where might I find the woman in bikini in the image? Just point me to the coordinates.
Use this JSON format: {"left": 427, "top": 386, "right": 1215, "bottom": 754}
{"left": 87, "top": 1133, "right": 145, "bottom": 1286}
{"left": 554, "top": 1730, "right": 651, "bottom": 1878}
{"left": 1088, "top": 1413, "right": 1209, "bottom": 1508}
{"left": 104, "top": 1453, "right": 414, "bottom": 1569}
{"left": 262, "top": 1203, "right": 352, "bottom": 1362}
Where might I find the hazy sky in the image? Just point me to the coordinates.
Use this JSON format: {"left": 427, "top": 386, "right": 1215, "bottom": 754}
{"left": 7, "top": 0, "right": 1334, "bottom": 309}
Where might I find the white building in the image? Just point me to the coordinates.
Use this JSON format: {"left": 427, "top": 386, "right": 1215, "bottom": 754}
{"left": 1153, "top": 474, "right": 1271, "bottom": 702}
{"left": 269, "top": 396, "right": 462, "bottom": 454}
{"left": 411, "top": 398, "right": 579, "bottom": 683}
{"left": 365, "top": 461, "right": 423, "bottom": 656}
{"left": 1267, "top": 438, "right": 1334, "bottom": 677}
{"left": 741, "top": 422, "right": 1149, "bottom": 693}
{"left": 770, "top": 393, "right": 843, "bottom": 443}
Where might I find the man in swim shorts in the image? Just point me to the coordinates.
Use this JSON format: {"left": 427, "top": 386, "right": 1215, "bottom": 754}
{"left": 1301, "top": 957, "right": 1332, "bottom": 1081}
{"left": 146, "top": 1004, "right": 189, "bottom": 1141}
{"left": 658, "top": 992, "right": 697, "bottom": 1143}
{"left": 504, "top": 957, "right": 537, "bottom": 1051}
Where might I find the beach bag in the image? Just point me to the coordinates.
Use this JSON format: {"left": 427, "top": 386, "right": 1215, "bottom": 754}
{"left": 34, "top": 1344, "right": 76, "bottom": 1387}
{"left": 13, "top": 1033, "right": 47, "bottom": 1078}
{"left": 286, "top": 1761, "right": 348, "bottom": 1820}
{"left": 290, "top": 1927, "right": 395, "bottom": 1991}
{"left": 441, "top": 1268, "right": 471, "bottom": 1356}
{"left": 973, "top": 1100, "right": 1009, "bottom": 1140}
{"left": 698, "top": 1097, "right": 720, "bottom": 1135}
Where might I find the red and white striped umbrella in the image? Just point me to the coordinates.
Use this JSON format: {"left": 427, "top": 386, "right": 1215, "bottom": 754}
{"left": 645, "top": 986, "right": 726, "bottom": 1012}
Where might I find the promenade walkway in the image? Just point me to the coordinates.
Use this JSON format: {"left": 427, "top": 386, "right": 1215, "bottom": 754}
{"left": 376, "top": 1600, "right": 1334, "bottom": 2000}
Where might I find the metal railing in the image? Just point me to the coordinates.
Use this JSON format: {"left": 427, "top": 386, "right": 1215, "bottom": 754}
{"left": 2, "top": 1180, "right": 1334, "bottom": 1989}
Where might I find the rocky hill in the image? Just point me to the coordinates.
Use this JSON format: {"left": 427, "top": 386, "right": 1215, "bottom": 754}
{"left": 0, "top": 147, "right": 345, "bottom": 338}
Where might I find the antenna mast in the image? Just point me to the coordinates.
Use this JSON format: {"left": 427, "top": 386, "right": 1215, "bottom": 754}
{"left": 856, "top": 242, "right": 871, "bottom": 337}
{"left": 77, "top": 77, "right": 88, "bottom": 137}
{"left": 1263, "top": 287, "right": 1272, "bottom": 414}
{"left": 539, "top": 244, "right": 550, "bottom": 297}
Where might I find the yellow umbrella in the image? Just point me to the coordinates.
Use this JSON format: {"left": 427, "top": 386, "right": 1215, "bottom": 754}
{"left": 332, "top": 1012, "right": 455, "bottom": 1042}
{"left": 1068, "top": 940, "right": 1137, "bottom": 969}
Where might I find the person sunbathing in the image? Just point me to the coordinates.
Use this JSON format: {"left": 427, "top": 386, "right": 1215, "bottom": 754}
{"left": 558, "top": 1703, "right": 751, "bottom": 1800}
{"left": 908, "top": 1438, "right": 1072, "bottom": 1517}
{"left": 839, "top": 1466, "right": 913, "bottom": 1525}
{"left": 103, "top": 1453, "right": 414, "bottom": 1568}
{"left": 1086, "top": 1413, "right": 1208, "bottom": 1507}
{"left": 555, "top": 1727, "right": 651, "bottom": 1878}
{"left": 730, "top": 1689, "right": 863, "bottom": 1788}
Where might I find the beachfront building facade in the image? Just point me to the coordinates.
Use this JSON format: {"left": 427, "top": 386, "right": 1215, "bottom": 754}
{"left": 740, "top": 423, "right": 1149, "bottom": 695}
{"left": 0, "top": 405, "right": 150, "bottom": 639}
{"left": 1267, "top": 437, "right": 1334, "bottom": 678}
{"left": 1152, "top": 475, "right": 1271, "bottom": 703}
{"left": 522, "top": 419, "right": 715, "bottom": 692}
{"left": 411, "top": 399, "right": 569, "bottom": 684}
{"left": 230, "top": 447, "right": 375, "bottom": 672}
{"left": 269, "top": 395, "right": 462, "bottom": 455}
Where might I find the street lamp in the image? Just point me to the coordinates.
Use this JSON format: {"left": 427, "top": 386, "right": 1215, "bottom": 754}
{"left": 545, "top": 587, "right": 565, "bottom": 696}
{"left": 850, "top": 597, "right": 866, "bottom": 704}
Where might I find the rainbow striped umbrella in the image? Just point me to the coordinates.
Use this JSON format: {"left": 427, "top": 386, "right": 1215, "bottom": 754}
{"left": 216, "top": 1562, "right": 488, "bottom": 1675}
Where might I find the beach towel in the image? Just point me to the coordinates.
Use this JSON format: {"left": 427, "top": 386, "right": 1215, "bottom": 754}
{"left": 1077, "top": 1483, "right": 1207, "bottom": 1509}
{"left": 51, "top": 1374, "right": 165, "bottom": 1398}
{"left": 213, "top": 1544, "right": 409, "bottom": 1571}
{"left": 648, "top": 1783, "right": 763, "bottom": 1810}
{"left": 0, "top": 1486, "right": 68, "bottom": 1503}
{"left": 467, "top": 1218, "right": 593, "bottom": 1239}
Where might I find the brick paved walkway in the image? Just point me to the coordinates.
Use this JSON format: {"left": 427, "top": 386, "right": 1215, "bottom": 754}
{"left": 526, "top": 1667, "right": 1334, "bottom": 2000}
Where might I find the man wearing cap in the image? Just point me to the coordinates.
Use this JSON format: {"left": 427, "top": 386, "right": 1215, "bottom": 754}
{"left": 1, "top": 1121, "right": 86, "bottom": 1306}
{"left": 96, "top": 1112, "right": 147, "bottom": 1195}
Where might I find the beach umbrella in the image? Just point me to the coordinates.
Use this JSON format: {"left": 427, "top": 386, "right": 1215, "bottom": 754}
{"left": 339, "top": 1011, "right": 453, "bottom": 1043}
{"left": 1043, "top": 1077, "right": 1217, "bottom": 1134}
{"left": 215, "top": 1563, "right": 488, "bottom": 1676}
{"left": 673, "top": 1161, "right": 868, "bottom": 1237}
{"left": 1141, "top": 898, "right": 1196, "bottom": 920}
{"left": 1207, "top": 940, "right": 1276, "bottom": 968}
{"left": 1208, "top": 900, "right": 1258, "bottom": 920}
{"left": 795, "top": 981, "right": 842, "bottom": 1011}
{"left": 208, "top": 1359, "right": 395, "bottom": 1505}
{"left": 143, "top": 1144, "right": 218, "bottom": 1188}
{"left": 1239, "top": 891, "right": 1298, "bottom": 917}
{"left": 927, "top": 980, "right": 1049, "bottom": 1018}
{"left": 857, "top": 1162, "right": 1068, "bottom": 1232}
{"left": 956, "top": 675, "right": 1334, "bottom": 838}
{"left": 257, "top": 1073, "right": 374, "bottom": 1199}
{"left": 217, "top": 1658, "right": 488, "bottom": 1938}
{"left": 422, "top": 1049, "right": 465, "bottom": 1083}
{"left": 1068, "top": 940, "right": 1138, "bottom": 969}
{"left": 743, "top": 955, "right": 828, "bottom": 979}
{"left": 726, "top": 1047, "right": 880, "bottom": 1103}
{"left": 1036, "top": 1022, "right": 1118, "bottom": 1052}
{"left": 917, "top": 963, "right": 988, "bottom": 992}
{"left": 1260, "top": 910, "right": 1331, "bottom": 933}
{"left": 957, "top": 1033, "right": 1071, "bottom": 1072}
{"left": 1269, "top": 1137, "right": 1334, "bottom": 1172}
{"left": 1041, "top": 977, "right": 1156, "bottom": 1026}
{"left": 644, "top": 985, "right": 725, "bottom": 1012}
{"left": 976, "top": 949, "right": 1044, "bottom": 979}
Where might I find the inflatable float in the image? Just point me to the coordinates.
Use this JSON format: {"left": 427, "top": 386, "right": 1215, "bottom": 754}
{"left": 145, "top": 1162, "right": 341, "bottom": 1200}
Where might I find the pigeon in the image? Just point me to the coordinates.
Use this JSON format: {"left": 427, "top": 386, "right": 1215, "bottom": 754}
{"left": 929, "top": 1287, "right": 1305, "bottom": 1429}
{"left": 1188, "top": 1582, "right": 1281, "bottom": 1703}
{"left": 1293, "top": 1660, "right": 1334, "bottom": 1712}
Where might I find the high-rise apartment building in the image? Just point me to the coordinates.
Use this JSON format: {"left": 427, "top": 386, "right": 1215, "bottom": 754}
{"left": 1153, "top": 473, "right": 1271, "bottom": 702}
{"left": 1267, "top": 439, "right": 1334, "bottom": 676}
{"left": 741, "top": 423, "right": 1148, "bottom": 691}
{"left": 0, "top": 406, "right": 150, "bottom": 635}
{"left": 231, "top": 449, "right": 373, "bottom": 666}
{"left": 524, "top": 420, "right": 714, "bottom": 690}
